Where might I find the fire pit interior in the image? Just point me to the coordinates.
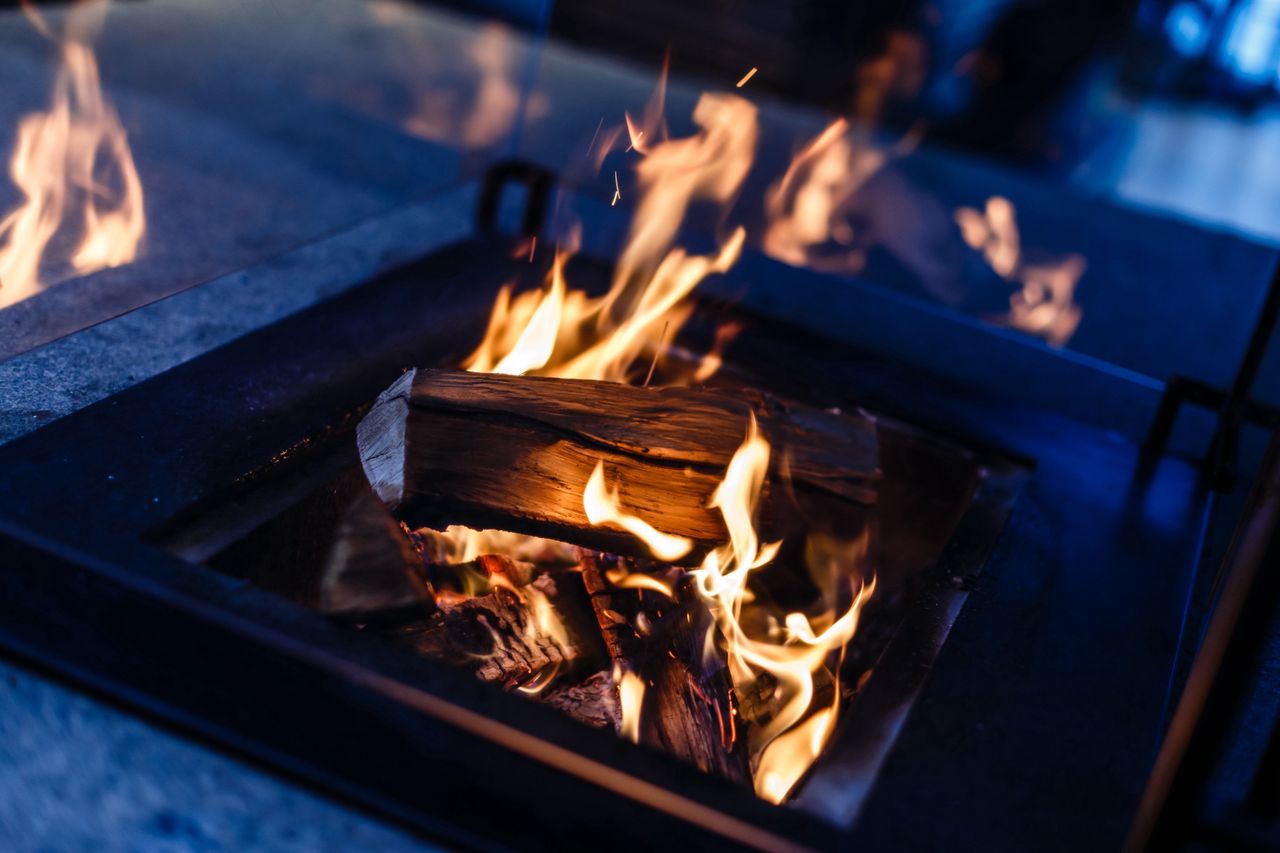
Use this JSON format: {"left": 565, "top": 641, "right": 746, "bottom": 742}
{"left": 148, "top": 237, "right": 1026, "bottom": 820}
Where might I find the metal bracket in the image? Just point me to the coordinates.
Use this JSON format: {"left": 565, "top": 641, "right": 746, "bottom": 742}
{"left": 475, "top": 160, "right": 555, "bottom": 238}
{"left": 1144, "top": 260, "right": 1280, "bottom": 492}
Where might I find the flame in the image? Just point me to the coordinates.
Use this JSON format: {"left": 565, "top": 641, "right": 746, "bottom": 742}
{"left": 360, "top": 4, "right": 547, "bottom": 151}
{"left": 415, "top": 525, "right": 576, "bottom": 568}
{"left": 584, "top": 462, "right": 693, "bottom": 562}
{"left": 689, "top": 418, "right": 875, "bottom": 802}
{"left": 448, "top": 75, "right": 880, "bottom": 798}
{"left": 465, "top": 92, "right": 757, "bottom": 385}
{"left": 586, "top": 417, "right": 876, "bottom": 802}
{"left": 0, "top": 0, "right": 145, "bottom": 309}
{"left": 605, "top": 567, "right": 676, "bottom": 600}
{"left": 955, "top": 196, "right": 1086, "bottom": 346}
{"left": 615, "top": 664, "right": 646, "bottom": 744}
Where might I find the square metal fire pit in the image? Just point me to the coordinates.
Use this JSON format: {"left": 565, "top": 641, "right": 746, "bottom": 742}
{"left": 0, "top": 181, "right": 1210, "bottom": 850}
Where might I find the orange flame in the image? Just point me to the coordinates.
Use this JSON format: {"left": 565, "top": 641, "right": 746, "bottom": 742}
{"left": 762, "top": 119, "right": 909, "bottom": 274}
{"left": 465, "top": 92, "right": 757, "bottom": 385}
{"left": 690, "top": 418, "right": 875, "bottom": 802}
{"left": 0, "top": 0, "right": 145, "bottom": 309}
{"left": 586, "top": 416, "right": 877, "bottom": 803}
{"left": 584, "top": 462, "right": 693, "bottom": 562}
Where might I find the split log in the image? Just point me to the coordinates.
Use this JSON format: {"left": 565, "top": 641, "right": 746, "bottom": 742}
{"left": 357, "top": 369, "right": 879, "bottom": 558}
{"left": 321, "top": 494, "right": 433, "bottom": 621}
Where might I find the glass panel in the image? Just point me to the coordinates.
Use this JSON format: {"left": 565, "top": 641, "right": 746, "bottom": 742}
{"left": 0, "top": 0, "right": 552, "bottom": 362}
{"left": 508, "top": 0, "right": 1278, "bottom": 398}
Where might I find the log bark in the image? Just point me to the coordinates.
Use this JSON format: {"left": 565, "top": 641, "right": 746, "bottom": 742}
{"left": 357, "top": 369, "right": 879, "bottom": 558}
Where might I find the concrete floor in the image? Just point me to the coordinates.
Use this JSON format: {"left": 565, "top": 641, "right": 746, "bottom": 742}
{"left": 0, "top": 659, "right": 435, "bottom": 853}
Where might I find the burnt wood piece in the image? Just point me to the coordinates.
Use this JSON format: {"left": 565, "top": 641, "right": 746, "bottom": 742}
{"left": 357, "top": 369, "right": 880, "bottom": 558}
{"left": 397, "top": 573, "right": 584, "bottom": 686}
{"left": 641, "top": 583, "right": 751, "bottom": 786}
{"left": 590, "top": 557, "right": 752, "bottom": 786}
{"left": 541, "top": 670, "right": 622, "bottom": 729}
{"left": 579, "top": 552, "right": 640, "bottom": 664}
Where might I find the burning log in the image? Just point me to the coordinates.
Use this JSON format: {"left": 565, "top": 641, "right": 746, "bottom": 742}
{"left": 583, "top": 553, "right": 751, "bottom": 784}
{"left": 357, "top": 369, "right": 879, "bottom": 558}
{"left": 403, "top": 573, "right": 582, "bottom": 686}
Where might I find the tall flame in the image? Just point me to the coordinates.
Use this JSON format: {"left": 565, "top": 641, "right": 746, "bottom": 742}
{"left": 690, "top": 417, "right": 875, "bottom": 803}
{"left": 0, "top": 0, "right": 144, "bottom": 310}
{"left": 586, "top": 417, "right": 876, "bottom": 803}
{"left": 451, "top": 76, "right": 877, "bottom": 798}
{"left": 464, "top": 92, "right": 757, "bottom": 385}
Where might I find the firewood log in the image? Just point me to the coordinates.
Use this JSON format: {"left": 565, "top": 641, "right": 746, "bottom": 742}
{"left": 321, "top": 494, "right": 433, "bottom": 621}
{"left": 357, "top": 369, "right": 879, "bottom": 559}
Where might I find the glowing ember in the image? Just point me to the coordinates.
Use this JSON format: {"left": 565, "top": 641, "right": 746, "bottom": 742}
{"left": 0, "top": 0, "right": 145, "bottom": 310}
{"left": 735, "top": 67, "right": 758, "bottom": 88}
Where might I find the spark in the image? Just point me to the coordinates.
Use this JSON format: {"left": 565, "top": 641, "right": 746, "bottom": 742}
{"left": 642, "top": 320, "right": 670, "bottom": 387}
{"left": 611, "top": 170, "right": 621, "bottom": 206}
{"left": 735, "top": 67, "right": 758, "bottom": 88}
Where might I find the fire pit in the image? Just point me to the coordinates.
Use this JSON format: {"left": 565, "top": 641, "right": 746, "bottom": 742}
{"left": 144, "top": 247, "right": 1025, "bottom": 816}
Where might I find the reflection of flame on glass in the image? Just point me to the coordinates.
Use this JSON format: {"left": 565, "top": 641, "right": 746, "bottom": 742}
{"left": 956, "top": 196, "right": 1086, "bottom": 346}
{"left": 763, "top": 118, "right": 932, "bottom": 281}
{"left": 763, "top": 119, "right": 883, "bottom": 273}
{"left": 0, "top": 0, "right": 145, "bottom": 310}
{"left": 362, "top": 2, "right": 547, "bottom": 150}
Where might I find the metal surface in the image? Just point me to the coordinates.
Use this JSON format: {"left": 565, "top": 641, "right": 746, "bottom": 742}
{"left": 1126, "top": 427, "right": 1280, "bottom": 850}
{"left": 1144, "top": 259, "right": 1280, "bottom": 491}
